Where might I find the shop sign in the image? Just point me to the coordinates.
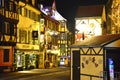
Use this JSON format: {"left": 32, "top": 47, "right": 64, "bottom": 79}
{"left": 16, "top": 43, "right": 39, "bottom": 50}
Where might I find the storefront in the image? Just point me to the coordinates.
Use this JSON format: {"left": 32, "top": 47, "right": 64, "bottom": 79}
{"left": 44, "top": 49, "right": 59, "bottom": 68}
{"left": 14, "top": 43, "right": 40, "bottom": 71}
{"left": 70, "top": 34, "right": 120, "bottom": 80}
{"left": 47, "top": 53, "right": 57, "bottom": 68}
{"left": 0, "top": 46, "right": 14, "bottom": 72}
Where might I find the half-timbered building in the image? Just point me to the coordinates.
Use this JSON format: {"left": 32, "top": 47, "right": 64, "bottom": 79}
{"left": 70, "top": 34, "right": 120, "bottom": 80}
{"left": 0, "top": 0, "right": 19, "bottom": 71}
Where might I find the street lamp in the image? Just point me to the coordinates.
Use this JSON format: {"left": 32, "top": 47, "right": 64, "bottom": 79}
{"left": 75, "top": 20, "right": 87, "bottom": 42}
{"left": 80, "top": 21, "right": 87, "bottom": 40}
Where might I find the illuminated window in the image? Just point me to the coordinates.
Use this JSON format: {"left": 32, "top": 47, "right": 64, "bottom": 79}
{"left": 36, "top": 14, "right": 40, "bottom": 21}
{"left": 24, "top": 8, "right": 27, "bottom": 16}
{"left": 61, "top": 22, "right": 65, "bottom": 28}
{"left": 9, "top": 2, "right": 13, "bottom": 11}
{"left": 14, "top": 24, "right": 17, "bottom": 36}
{"left": 60, "top": 44, "right": 66, "bottom": 55}
{"left": 30, "top": 10, "right": 32, "bottom": 19}
{"left": 18, "top": 6, "right": 22, "bottom": 15}
{"left": 32, "top": 12, "right": 35, "bottom": 20}
{"left": 4, "top": 22, "right": 10, "bottom": 34}
{"left": 19, "top": 30, "right": 27, "bottom": 43}
{"left": 28, "top": 31, "right": 30, "bottom": 43}
{"left": 29, "top": 10, "right": 31, "bottom": 18}
{"left": 26, "top": 9, "right": 30, "bottom": 18}
{"left": 60, "top": 33, "right": 66, "bottom": 40}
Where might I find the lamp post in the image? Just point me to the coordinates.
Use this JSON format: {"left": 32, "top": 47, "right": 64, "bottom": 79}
{"left": 75, "top": 20, "right": 87, "bottom": 42}
{"left": 81, "top": 21, "right": 87, "bottom": 40}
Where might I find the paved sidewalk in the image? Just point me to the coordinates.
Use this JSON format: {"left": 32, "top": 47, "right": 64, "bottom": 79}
{"left": 0, "top": 67, "right": 70, "bottom": 80}
{"left": 18, "top": 66, "right": 70, "bottom": 74}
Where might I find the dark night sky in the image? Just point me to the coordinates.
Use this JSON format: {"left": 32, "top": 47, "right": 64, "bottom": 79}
{"left": 56, "top": 0, "right": 108, "bottom": 20}
{"left": 39, "top": 0, "right": 108, "bottom": 32}
{"left": 56, "top": 0, "right": 108, "bottom": 32}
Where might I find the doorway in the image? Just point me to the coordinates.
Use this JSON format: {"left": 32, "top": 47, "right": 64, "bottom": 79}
{"left": 72, "top": 50, "right": 80, "bottom": 80}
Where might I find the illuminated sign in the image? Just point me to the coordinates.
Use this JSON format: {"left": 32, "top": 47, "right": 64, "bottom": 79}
{"left": 108, "top": 58, "right": 114, "bottom": 80}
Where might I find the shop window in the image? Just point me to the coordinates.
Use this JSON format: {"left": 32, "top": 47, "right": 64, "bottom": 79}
{"left": 4, "top": 49, "right": 9, "bottom": 62}
{"left": 17, "top": 54, "right": 22, "bottom": 66}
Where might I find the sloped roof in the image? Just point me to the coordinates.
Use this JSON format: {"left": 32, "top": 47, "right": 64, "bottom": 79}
{"left": 51, "top": 10, "right": 66, "bottom": 21}
{"left": 70, "top": 34, "right": 120, "bottom": 48}
{"left": 76, "top": 5, "right": 104, "bottom": 18}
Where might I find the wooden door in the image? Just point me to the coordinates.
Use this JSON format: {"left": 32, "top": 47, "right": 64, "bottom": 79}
{"left": 72, "top": 50, "right": 80, "bottom": 80}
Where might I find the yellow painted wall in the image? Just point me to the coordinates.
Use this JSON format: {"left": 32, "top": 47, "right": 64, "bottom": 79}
{"left": 19, "top": 1, "right": 40, "bottom": 14}
{"left": 80, "top": 48, "right": 103, "bottom": 80}
{"left": 17, "top": 1, "right": 41, "bottom": 44}
{"left": 80, "top": 56, "right": 103, "bottom": 80}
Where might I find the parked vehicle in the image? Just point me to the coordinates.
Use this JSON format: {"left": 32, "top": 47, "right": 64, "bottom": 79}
{"left": 58, "top": 56, "right": 68, "bottom": 66}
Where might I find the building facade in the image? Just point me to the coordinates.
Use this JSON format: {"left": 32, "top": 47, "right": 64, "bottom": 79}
{"left": 14, "top": 0, "right": 41, "bottom": 70}
{"left": 39, "top": 13, "right": 60, "bottom": 68}
{"left": 40, "top": 0, "right": 70, "bottom": 66}
{"left": 0, "top": 0, "right": 69, "bottom": 71}
{"left": 106, "top": 0, "right": 120, "bottom": 34}
{"left": 70, "top": 34, "right": 120, "bottom": 80}
{"left": 75, "top": 5, "right": 106, "bottom": 42}
{"left": 0, "top": 0, "right": 19, "bottom": 71}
